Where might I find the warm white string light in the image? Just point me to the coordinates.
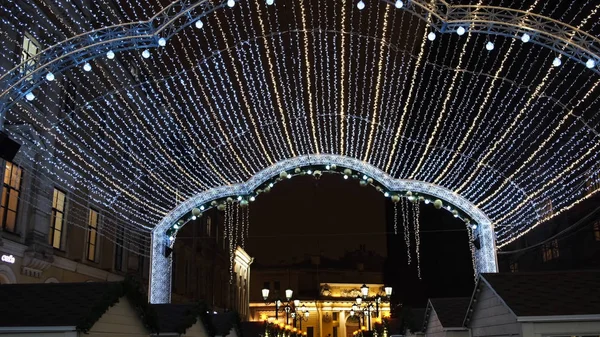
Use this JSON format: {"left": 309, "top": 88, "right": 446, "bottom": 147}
{"left": 1, "top": 0, "right": 599, "bottom": 257}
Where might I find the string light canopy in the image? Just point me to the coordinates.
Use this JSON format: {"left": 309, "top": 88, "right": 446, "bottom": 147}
{"left": 1, "top": 0, "right": 599, "bottom": 301}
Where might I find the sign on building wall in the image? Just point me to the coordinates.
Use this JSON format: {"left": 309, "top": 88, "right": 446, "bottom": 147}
{"left": 1, "top": 255, "right": 15, "bottom": 264}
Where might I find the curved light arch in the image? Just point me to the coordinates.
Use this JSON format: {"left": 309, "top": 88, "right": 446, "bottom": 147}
{"left": 149, "top": 154, "right": 497, "bottom": 304}
{"left": 1, "top": 0, "right": 599, "bottom": 117}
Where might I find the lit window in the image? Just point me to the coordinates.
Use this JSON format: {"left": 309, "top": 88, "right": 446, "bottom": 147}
{"left": 87, "top": 208, "right": 99, "bottom": 261}
{"left": 49, "top": 189, "right": 66, "bottom": 249}
{"left": 1, "top": 162, "right": 23, "bottom": 233}
{"left": 594, "top": 221, "right": 600, "bottom": 242}
{"left": 21, "top": 34, "right": 40, "bottom": 79}
{"left": 542, "top": 239, "right": 559, "bottom": 262}
{"left": 509, "top": 261, "right": 518, "bottom": 273}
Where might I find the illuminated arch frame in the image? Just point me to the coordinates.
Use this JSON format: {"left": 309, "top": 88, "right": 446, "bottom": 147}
{"left": 149, "top": 154, "right": 497, "bottom": 304}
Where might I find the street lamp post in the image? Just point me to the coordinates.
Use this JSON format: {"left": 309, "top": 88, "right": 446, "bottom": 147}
{"left": 262, "top": 287, "right": 300, "bottom": 324}
{"left": 291, "top": 303, "right": 309, "bottom": 329}
{"left": 351, "top": 284, "right": 393, "bottom": 331}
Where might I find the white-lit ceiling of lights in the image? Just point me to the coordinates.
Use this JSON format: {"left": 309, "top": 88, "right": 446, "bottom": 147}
{"left": 2, "top": 0, "right": 600, "bottom": 253}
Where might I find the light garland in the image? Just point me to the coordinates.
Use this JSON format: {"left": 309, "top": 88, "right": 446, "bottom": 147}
{"left": 412, "top": 199, "right": 422, "bottom": 279}
{"left": 401, "top": 198, "right": 412, "bottom": 265}
{"left": 2, "top": 0, "right": 599, "bottom": 303}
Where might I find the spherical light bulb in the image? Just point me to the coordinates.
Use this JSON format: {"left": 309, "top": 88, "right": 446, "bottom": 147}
{"left": 357, "top": 0, "right": 365, "bottom": 10}
{"left": 195, "top": 20, "right": 204, "bottom": 29}
{"left": 158, "top": 37, "right": 166, "bottom": 46}
{"left": 142, "top": 50, "right": 150, "bottom": 58}
{"left": 427, "top": 32, "right": 436, "bottom": 41}
{"left": 266, "top": 0, "right": 274, "bottom": 5}
{"left": 106, "top": 50, "right": 115, "bottom": 59}
{"left": 46, "top": 72, "right": 55, "bottom": 81}
{"left": 192, "top": 215, "right": 197, "bottom": 220}
{"left": 237, "top": 196, "right": 243, "bottom": 201}
{"left": 227, "top": 0, "right": 235, "bottom": 8}
{"left": 394, "top": 0, "right": 403, "bottom": 8}
{"left": 521, "top": 33, "right": 530, "bottom": 43}
{"left": 586, "top": 59, "right": 596, "bottom": 69}
{"left": 456, "top": 26, "right": 466, "bottom": 36}
{"left": 83, "top": 62, "right": 92, "bottom": 71}
{"left": 471, "top": 224, "right": 478, "bottom": 230}
{"left": 552, "top": 57, "right": 562, "bottom": 67}
{"left": 343, "top": 175, "right": 349, "bottom": 180}
{"left": 25, "top": 92, "right": 35, "bottom": 101}
{"left": 384, "top": 192, "right": 390, "bottom": 197}
{"left": 250, "top": 196, "right": 256, "bottom": 202}
{"left": 326, "top": 165, "right": 331, "bottom": 170}
{"left": 200, "top": 205, "right": 205, "bottom": 210}
{"left": 485, "top": 41, "right": 494, "bottom": 51}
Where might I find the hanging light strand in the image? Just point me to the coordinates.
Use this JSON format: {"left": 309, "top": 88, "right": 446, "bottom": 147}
{"left": 402, "top": 198, "right": 412, "bottom": 265}
{"left": 412, "top": 201, "right": 422, "bottom": 279}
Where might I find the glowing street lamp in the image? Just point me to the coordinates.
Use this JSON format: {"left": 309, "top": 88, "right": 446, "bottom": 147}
{"left": 353, "top": 285, "right": 392, "bottom": 331}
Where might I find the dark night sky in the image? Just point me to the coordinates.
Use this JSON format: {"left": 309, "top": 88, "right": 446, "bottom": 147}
{"left": 246, "top": 174, "right": 475, "bottom": 306}
{"left": 246, "top": 174, "right": 388, "bottom": 264}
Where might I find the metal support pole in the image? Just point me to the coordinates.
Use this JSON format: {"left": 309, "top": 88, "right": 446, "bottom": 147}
{"left": 368, "top": 307, "right": 371, "bottom": 331}
{"left": 276, "top": 301, "right": 279, "bottom": 320}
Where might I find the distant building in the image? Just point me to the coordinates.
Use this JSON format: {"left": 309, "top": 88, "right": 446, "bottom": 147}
{"left": 498, "top": 193, "right": 600, "bottom": 273}
{"left": 248, "top": 248, "right": 390, "bottom": 337}
{"left": 465, "top": 271, "right": 600, "bottom": 337}
{"left": 171, "top": 208, "right": 253, "bottom": 317}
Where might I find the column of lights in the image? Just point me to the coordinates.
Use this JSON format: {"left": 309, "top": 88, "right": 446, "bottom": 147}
{"left": 458, "top": 8, "right": 597, "bottom": 198}
{"left": 288, "top": 0, "right": 312, "bottom": 155}
{"left": 402, "top": 24, "right": 468, "bottom": 177}
{"left": 361, "top": 4, "right": 389, "bottom": 162}
{"left": 252, "top": 7, "right": 299, "bottom": 160}
{"left": 469, "top": 70, "right": 585, "bottom": 201}
{"left": 355, "top": 4, "right": 383, "bottom": 161}
{"left": 474, "top": 67, "right": 593, "bottom": 208}
{"left": 384, "top": 17, "right": 431, "bottom": 174}
{"left": 287, "top": 27, "right": 310, "bottom": 155}
{"left": 373, "top": 12, "right": 416, "bottom": 169}
{"left": 370, "top": 11, "right": 403, "bottom": 167}
{"left": 254, "top": 0, "right": 299, "bottom": 159}
{"left": 320, "top": 1, "right": 338, "bottom": 155}
{"left": 440, "top": 33, "right": 560, "bottom": 188}
{"left": 344, "top": 6, "right": 358, "bottom": 157}
{"left": 416, "top": 31, "right": 506, "bottom": 182}
{"left": 432, "top": 38, "right": 522, "bottom": 185}
{"left": 412, "top": 27, "right": 480, "bottom": 180}
{"left": 214, "top": 6, "right": 275, "bottom": 165}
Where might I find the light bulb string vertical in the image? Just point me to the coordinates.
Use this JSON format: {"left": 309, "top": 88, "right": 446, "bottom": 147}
{"left": 402, "top": 198, "right": 412, "bottom": 265}
{"left": 412, "top": 201, "right": 421, "bottom": 279}
{"left": 393, "top": 202, "right": 398, "bottom": 235}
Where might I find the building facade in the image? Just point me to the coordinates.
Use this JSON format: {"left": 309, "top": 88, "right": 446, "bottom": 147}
{"left": 170, "top": 207, "right": 253, "bottom": 316}
{"left": 248, "top": 250, "right": 390, "bottom": 337}
{"left": 497, "top": 191, "right": 600, "bottom": 273}
{"left": 0, "top": 158, "right": 143, "bottom": 285}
